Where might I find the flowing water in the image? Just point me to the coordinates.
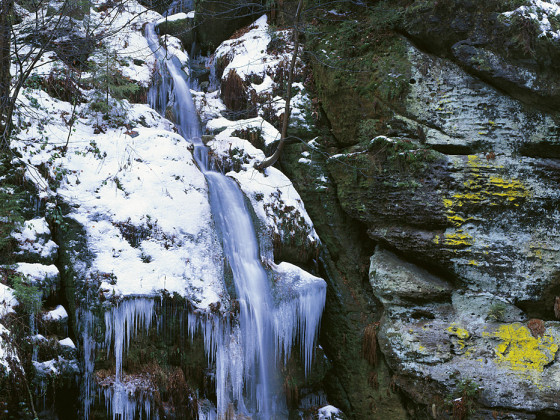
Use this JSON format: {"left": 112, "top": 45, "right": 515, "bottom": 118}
{"left": 89, "top": 16, "right": 326, "bottom": 420}
{"left": 146, "top": 22, "right": 282, "bottom": 417}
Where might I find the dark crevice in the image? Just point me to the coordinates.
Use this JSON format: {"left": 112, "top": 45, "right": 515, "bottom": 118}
{"left": 372, "top": 237, "right": 462, "bottom": 291}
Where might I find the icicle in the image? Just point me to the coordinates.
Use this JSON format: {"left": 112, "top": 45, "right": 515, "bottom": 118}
{"left": 299, "top": 391, "right": 328, "bottom": 410}
{"left": 102, "top": 381, "right": 157, "bottom": 420}
{"left": 273, "top": 265, "right": 327, "bottom": 375}
{"left": 80, "top": 308, "right": 96, "bottom": 420}
{"left": 103, "top": 298, "right": 155, "bottom": 381}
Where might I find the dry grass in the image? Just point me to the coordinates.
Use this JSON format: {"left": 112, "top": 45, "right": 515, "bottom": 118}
{"left": 362, "top": 322, "right": 379, "bottom": 366}
{"left": 527, "top": 318, "right": 545, "bottom": 338}
{"left": 222, "top": 69, "right": 247, "bottom": 113}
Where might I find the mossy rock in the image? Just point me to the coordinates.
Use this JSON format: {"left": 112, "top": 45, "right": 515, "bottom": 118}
{"left": 308, "top": 3, "right": 412, "bottom": 146}
{"left": 156, "top": 14, "right": 195, "bottom": 51}
{"left": 193, "top": 0, "right": 265, "bottom": 54}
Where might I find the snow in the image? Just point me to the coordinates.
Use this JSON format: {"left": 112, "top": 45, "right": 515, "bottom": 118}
{"left": 0, "top": 283, "right": 17, "bottom": 318}
{"left": 191, "top": 90, "right": 227, "bottom": 124}
{"left": 232, "top": 166, "right": 319, "bottom": 243}
{"left": 0, "top": 324, "right": 17, "bottom": 373}
{"left": 43, "top": 305, "right": 69, "bottom": 322}
{"left": 34, "top": 359, "right": 59, "bottom": 375}
{"left": 215, "top": 15, "right": 274, "bottom": 80}
{"left": 12, "top": 263, "right": 60, "bottom": 289}
{"left": 33, "top": 357, "right": 78, "bottom": 376}
{"left": 318, "top": 405, "right": 344, "bottom": 420}
{"left": 30, "top": 334, "right": 47, "bottom": 342}
{"left": 207, "top": 116, "right": 280, "bottom": 146}
{"left": 12, "top": 218, "right": 59, "bottom": 262}
{"left": 61, "top": 124, "right": 224, "bottom": 305}
{"left": 156, "top": 12, "right": 191, "bottom": 25}
{"left": 212, "top": 14, "right": 311, "bottom": 127}
{"left": 10, "top": 3, "right": 228, "bottom": 310}
{"left": 59, "top": 337, "right": 76, "bottom": 348}
{"left": 503, "top": 1, "right": 560, "bottom": 40}
{"left": 161, "top": 35, "right": 190, "bottom": 68}
{"left": 87, "top": 0, "right": 161, "bottom": 88}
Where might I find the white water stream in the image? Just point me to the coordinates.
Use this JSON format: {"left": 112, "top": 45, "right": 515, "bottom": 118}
{"left": 86, "top": 14, "right": 326, "bottom": 420}
{"left": 146, "top": 21, "right": 282, "bottom": 417}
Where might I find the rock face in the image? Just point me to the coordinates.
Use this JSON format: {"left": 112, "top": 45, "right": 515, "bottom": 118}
{"left": 193, "top": 0, "right": 265, "bottom": 53}
{"left": 403, "top": 0, "right": 560, "bottom": 110}
{"left": 300, "top": 0, "right": 560, "bottom": 418}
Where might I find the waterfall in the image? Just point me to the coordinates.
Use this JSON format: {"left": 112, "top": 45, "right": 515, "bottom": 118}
{"left": 84, "top": 18, "right": 329, "bottom": 419}
{"left": 147, "top": 21, "right": 283, "bottom": 416}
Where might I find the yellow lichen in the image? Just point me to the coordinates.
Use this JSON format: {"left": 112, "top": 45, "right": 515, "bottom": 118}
{"left": 468, "top": 260, "right": 478, "bottom": 266}
{"left": 491, "top": 324, "right": 558, "bottom": 374}
{"left": 448, "top": 215, "right": 465, "bottom": 227}
{"left": 447, "top": 324, "right": 470, "bottom": 350}
{"left": 447, "top": 324, "right": 470, "bottom": 340}
{"left": 443, "top": 231, "right": 474, "bottom": 247}
{"left": 467, "top": 155, "right": 481, "bottom": 168}
{"left": 439, "top": 155, "right": 530, "bottom": 251}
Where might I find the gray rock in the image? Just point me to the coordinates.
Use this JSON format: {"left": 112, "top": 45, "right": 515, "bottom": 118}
{"left": 369, "top": 246, "right": 452, "bottom": 305}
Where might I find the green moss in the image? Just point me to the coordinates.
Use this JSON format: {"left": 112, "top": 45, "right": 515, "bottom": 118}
{"left": 11, "top": 274, "right": 42, "bottom": 315}
{"left": 368, "top": 136, "right": 443, "bottom": 174}
{"left": 487, "top": 302, "right": 507, "bottom": 322}
{"left": 308, "top": 1, "right": 413, "bottom": 145}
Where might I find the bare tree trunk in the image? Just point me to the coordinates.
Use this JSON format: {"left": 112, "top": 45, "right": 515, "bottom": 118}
{"left": 0, "top": 0, "right": 14, "bottom": 150}
{"left": 255, "top": 0, "right": 303, "bottom": 170}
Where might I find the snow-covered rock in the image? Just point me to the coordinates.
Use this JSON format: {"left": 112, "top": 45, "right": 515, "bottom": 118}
{"left": 11, "top": 218, "right": 59, "bottom": 264}
{"left": 11, "top": 263, "right": 60, "bottom": 293}
{"left": 43, "top": 304, "right": 68, "bottom": 322}
{"left": 0, "top": 283, "right": 17, "bottom": 318}
{"left": 59, "top": 337, "right": 75, "bottom": 349}
{"left": 318, "top": 405, "right": 344, "bottom": 420}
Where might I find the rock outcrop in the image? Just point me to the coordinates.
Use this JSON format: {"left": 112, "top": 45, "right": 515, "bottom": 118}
{"left": 303, "top": 0, "right": 560, "bottom": 418}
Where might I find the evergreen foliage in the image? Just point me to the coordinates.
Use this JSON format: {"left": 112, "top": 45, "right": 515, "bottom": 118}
{"left": 86, "top": 47, "right": 139, "bottom": 121}
{"left": 0, "top": 155, "right": 25, "bottom": 261}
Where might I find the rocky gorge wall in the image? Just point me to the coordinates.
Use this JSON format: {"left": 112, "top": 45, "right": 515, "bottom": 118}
{"left": 282, "top": 0, "right": 560, "bottom": 418}
{"left": 3, "top": 0, "right": 560, "bottom": 419}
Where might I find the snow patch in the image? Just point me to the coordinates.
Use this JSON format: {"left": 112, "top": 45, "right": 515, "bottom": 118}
{"left": 59, "top": 337, "right": 76, "bottom": 348}
{"left": 0, "top": 284, "right": 18, "bottom": 318}
{"left": 43, "top": 305, "right": 69, "bottom": 322}
{"left": 503, "top": 1, "right": 560, "bottom": 40}
{"left": 12, "top": 218, "right": 59, "bottom": 262}
{"left": 318, "top": 405, "right": 344, "bottom": 420}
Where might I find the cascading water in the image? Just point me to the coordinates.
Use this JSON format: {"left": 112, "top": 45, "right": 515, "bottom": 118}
{"left": 136, "top": 16, "right": 326, "bottom": 419}
{"left": 146, "top": 21, "right": 283, "bottom": 417}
